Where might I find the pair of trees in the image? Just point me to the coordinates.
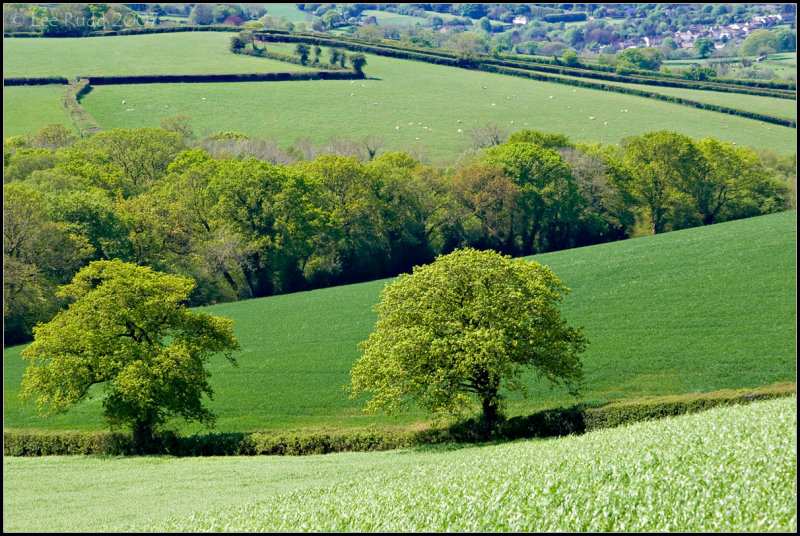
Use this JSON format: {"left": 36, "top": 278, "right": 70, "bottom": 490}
{"left": 21, "top": 238, "right": 583, "bottom": 448}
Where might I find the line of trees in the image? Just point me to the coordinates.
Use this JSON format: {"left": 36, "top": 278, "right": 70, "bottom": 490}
{"left": 4, "top": 124, "right": 794, "bottom": 345}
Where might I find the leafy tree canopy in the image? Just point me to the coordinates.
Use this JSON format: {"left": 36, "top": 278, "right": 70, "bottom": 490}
{"left": 348, "top": 248, "right": 586, "bottom": 425}
{"left": 20, "top": 259, "right": 240, "bottom": 452}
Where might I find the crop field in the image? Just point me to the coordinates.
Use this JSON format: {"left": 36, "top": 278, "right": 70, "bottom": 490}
{"left": 4, "top": 210, "right": 795, "bottom": 433}
{"left": 3, "top": 397, "right": 795, "bottom": 532}
{"left": 4, "top": 33, "right": 795, "bottom": 159}
{"left": 2, "top": 85, "right": 75, "bottom": 138}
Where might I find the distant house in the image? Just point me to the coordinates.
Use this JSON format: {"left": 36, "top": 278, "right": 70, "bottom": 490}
{"left": 512, "top": 16, "right": 528, "bottom": 26}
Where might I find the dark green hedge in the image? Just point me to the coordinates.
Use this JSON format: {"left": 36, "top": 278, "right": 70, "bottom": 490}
{"left": 480, "top": 63, "right": 796, "bottom": 128}
{"left": 4, "top": 25, "right": 239, "bottom": 38}
{"left": 254, "top": 31, "right": 796, "bottom": 99}
{"left": 5, "top": 383, "right": 793, "bottom": 456}
{"left": 4, "top": 76, "right": 69, "bottom": 86}
{"left": 81, "top": 71, "right": 361, "bottom": 85}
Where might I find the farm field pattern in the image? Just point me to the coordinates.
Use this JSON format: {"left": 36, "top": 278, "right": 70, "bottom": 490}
{"left": 3, "top": 32, "right": 797, "bottom": 159}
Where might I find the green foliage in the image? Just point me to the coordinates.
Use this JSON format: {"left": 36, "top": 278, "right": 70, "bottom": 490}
{"left": 739, "top": 29, "right": 782, "bottom": 57}
{"left": 693, "top": 37, "right": 715, "bottom": 59}
{"left": 350, "top": 248, "right": 586, "bottom": 424}
{"left": 5, "top": 383, "right": 794, "bottom": 457}
{"left": 19, "top": 260, "right": 241, "bottom": 452}
{"left": 622, "top": 130, "right": 706, "bottom": 233}
{"left": 615, "top": 47, "right": 665, "bottom": 72}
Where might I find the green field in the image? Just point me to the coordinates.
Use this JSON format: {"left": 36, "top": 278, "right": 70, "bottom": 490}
{"left": 566, "top": 75, "right": 797, "bottom": 121}
{"left": 1, "top": 32, "right": 315, "bottom": 78}
{"left": 2, "top": 85, "right": 76, "bottom": 138}
{"left": 4, "top": 33, "right": 796, "bottom": 158}
{"left": 3, "top": 397, "right": 795, "bottom": 532}
{"left": 360, "top": 9, "right": 433, "bottom": 26}
{"left": 261, "top": 3, "right": 314, "bottom": 23}
{"left": 4, "top": 210, "right": 796, "bottom": 433}
{"left": 78, "top": 54, "right": 797, "bottom": 160}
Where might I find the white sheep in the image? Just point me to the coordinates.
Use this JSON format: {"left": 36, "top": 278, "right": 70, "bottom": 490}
{"left": 457, "top": 129, "right": 463, "bottom": 133}
{"left": 457, "top": 120, "right": 462, "bottom": 123}
{"left": 549, "top": 95, "right": 553, "bottom": 99}
{"left": 396, "top": 126, "right": 401, "bottom": 130}
{"left": 589, "top": 116, "right": 595, "bottom": 120}
{"left": 121, "top": 100, "right": 126, "bottom": 104}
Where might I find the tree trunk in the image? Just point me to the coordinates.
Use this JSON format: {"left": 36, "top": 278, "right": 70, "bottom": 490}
{"left": 132, "top": 418, "right": 156, "bottom": 455}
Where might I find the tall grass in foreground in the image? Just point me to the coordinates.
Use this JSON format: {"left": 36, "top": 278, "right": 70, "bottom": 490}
{"left": 3, "top": 397, "right": 794, "bottom": 532}
{"left": 150, "top": 397, "right": 797, "bottom": 532}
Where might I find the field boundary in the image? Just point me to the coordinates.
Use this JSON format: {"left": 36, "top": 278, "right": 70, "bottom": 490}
{"left": 80, "top": 70, "right": 363, "bottom": 85}
{"left": 4, "top": 382, "right": 794, "bottom": 456}
{"left": 60, "top": 79, "right": 102, "bottom": 137}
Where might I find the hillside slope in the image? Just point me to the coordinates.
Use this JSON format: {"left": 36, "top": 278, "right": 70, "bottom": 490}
{"left": 3, "top": 210, "right": 796, "bottom": 432}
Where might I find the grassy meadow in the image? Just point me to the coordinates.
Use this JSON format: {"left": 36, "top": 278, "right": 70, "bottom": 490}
{"left": 4, "top": 210, "right": 796, "bottom": 434}
{"left": 2, "top": 85, "right": 76, "bottom": 138}
{"left": 3, "top": 396, "right": 795, "bottom": 532}
{"left": 1, "top": 32, "right": 317, "bottom": 78}
{"left": 3, "top": 33, "right": 796, "bottom": 159}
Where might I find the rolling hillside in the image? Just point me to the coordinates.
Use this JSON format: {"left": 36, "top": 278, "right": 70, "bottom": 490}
{"left": 3, "top": 32, "right": 796, "bottom": 158}
{"left": 4, "top": 210, "right": 796, "bottom": 434}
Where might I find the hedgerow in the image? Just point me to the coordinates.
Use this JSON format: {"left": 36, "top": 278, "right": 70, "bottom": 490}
{"left": 5, "top": 382, "right": 793, "bottom": 456}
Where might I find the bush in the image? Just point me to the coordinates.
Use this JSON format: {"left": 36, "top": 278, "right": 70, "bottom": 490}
{"left": 4, "top": 383, "right": 794, "bottom": 456}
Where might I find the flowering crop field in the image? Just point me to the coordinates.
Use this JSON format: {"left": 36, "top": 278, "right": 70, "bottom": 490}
{"left": 4, "top": 397, "right": 794, "bottom": 532}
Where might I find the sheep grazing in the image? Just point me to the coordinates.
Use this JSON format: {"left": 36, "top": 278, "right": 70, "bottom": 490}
{"left": 415, "top": 137, "right": 420, "bottom": 140}
{"left": 350, "top": 93, "right": 355, "bottom": 96}
{"left": 491, "top": 103, "right": 496, "bottom": 106}
{"left": 589, "top": 116, "right": 595, "bottom": 120}
{"left": 121, "top": 100, "right": 126, "bottom": 104}
{"left": 164, "top": 105, "right": 168, "bottom": 109}
{"left": 396, "top": 126, "right": 401, "bottom": 130}
{"left": 603, "top": 121, "right": 608, "bottom": 125}
{"left": 201, "top": 97, "right": 206, "bottom": 101}
{"left": 549, "top": 95, "right": 554, "bottom": 99}
{"left": 510, "top": 120, "right": 514, "bottom": 124}
{"left": 457, "top": 120, "right": 462, "bottom": 123}
{"left": 457, "top": 129, "right": 463, "bottom": 133}
{"left": 126, "top": 108, "right": 134, "bottom": 112}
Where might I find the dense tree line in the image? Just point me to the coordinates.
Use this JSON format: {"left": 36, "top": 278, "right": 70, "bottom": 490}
{"left": 4, "top": 123, "right": 793, "bottom": 345}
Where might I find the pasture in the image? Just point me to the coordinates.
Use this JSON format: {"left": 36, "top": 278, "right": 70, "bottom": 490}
{"left": 1, "top": 32, "right": 315, "bottom": 78}
{"left": 79, "top": 52, "right": 797, "bottom": 160}
{"left": 3, "top": 397, "right": 795, "bottom": 532}
{"left": 3, "top": 210, "right": 796, "bottom": 434}
{"left": 2, "top": 85, "right": 75, "bottom": 138}
{"left": 3, "top": 33, "right": 796, "bottom": 159}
